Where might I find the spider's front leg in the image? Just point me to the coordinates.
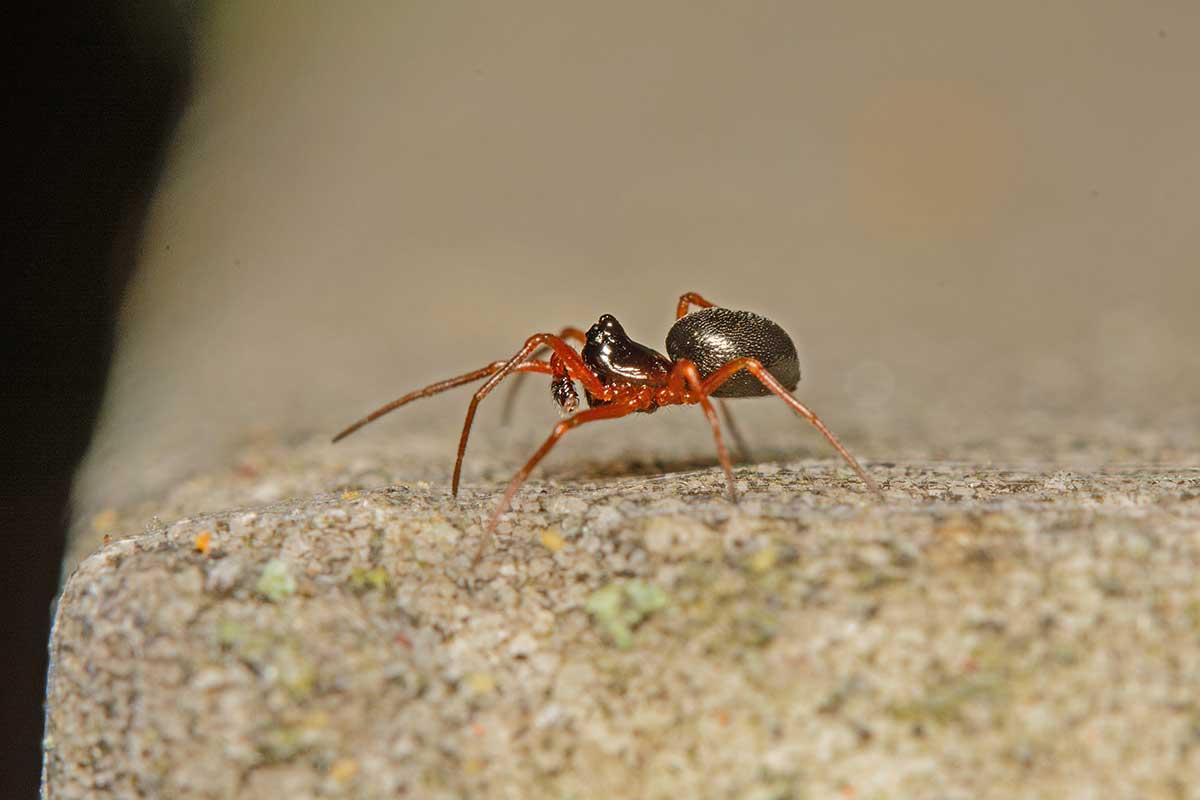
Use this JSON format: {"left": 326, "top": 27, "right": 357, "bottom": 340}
{"left": 332, "top": 359, "right": 555, "bottom": 443}
{"left": 477, "top": 399, "right": 641, "bottom": 561}
{"left": 452, "top": 333, "right": 609, "bottom": 496}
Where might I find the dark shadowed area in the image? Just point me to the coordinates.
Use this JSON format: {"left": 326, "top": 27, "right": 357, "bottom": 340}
{"left": 2, "top": 3, "right": 189, "bottom": 796}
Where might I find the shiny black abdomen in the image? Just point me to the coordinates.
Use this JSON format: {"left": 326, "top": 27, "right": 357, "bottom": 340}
{"left": 665, "top": 307, "right": 800, "bottom": 397}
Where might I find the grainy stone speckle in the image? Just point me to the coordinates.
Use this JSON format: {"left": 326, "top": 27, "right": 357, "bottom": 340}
{"left": 44, "top": 439, "right": 1200, "bottom": 798}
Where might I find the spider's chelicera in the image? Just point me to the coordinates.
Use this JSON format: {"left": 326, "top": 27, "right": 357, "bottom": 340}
{"left": 334, "top": 292, "right": 880, "bottom": 542}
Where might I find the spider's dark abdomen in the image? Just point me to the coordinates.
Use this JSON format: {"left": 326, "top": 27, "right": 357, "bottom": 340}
{"left": 666, "top": 307, "right": 800, "bottom": 397}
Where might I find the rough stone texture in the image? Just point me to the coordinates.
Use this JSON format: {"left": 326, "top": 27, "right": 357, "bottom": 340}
{"left": 45, "top": 431, "right": 1200, "bottom": 798}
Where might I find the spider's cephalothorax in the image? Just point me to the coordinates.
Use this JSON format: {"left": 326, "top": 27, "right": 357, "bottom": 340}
{"left": 333, "top": 292, "right": 881, "bottom": 556}
{"left": 580, "top": 314, "right": 672, "bottom": 410}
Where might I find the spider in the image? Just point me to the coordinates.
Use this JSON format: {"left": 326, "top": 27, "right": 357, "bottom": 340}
{"left": 333, "top": 292, "right": 881, "bottom": 538}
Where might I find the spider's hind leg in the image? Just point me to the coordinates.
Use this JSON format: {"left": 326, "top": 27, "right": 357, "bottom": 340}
{"left": 716, "top": 400, "right": 753, "bottom": 463}
{"left": 700, "top": 358, "right": 881, "bottom": 497}
{"left": 668, "top": 359, "right": 739, "bottom": 503}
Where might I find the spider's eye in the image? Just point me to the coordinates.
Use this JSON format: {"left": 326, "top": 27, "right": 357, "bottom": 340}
{"left": 588, "top": 315, "right": 625, "bottom": 344}
{"left": 599, "top": 314, "right": 622, "bottom": 333}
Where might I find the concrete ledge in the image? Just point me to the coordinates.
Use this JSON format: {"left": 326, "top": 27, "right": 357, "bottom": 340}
{"left": 45, "top": 461, "right": 1200, "bottom": 797}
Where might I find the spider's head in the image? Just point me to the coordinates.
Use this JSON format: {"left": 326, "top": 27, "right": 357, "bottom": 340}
{"left": 582, "top": 314, "right": 673, "bottom": 387}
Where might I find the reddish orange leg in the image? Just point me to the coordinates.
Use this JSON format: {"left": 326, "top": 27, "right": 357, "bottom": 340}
{"left": 700, "top": 358, "right": 881, "bottom": 497}
{"left": 675, "top": 293, "right": 751, "bottom": 461}
{"left": 669, "top": 359, "right": 739, "bottom": 502}
{"left": 332, "top": 359, "right": 554, "bottom": 443}
{"left": 717, "top": 400, "right": 753, "bottom": 462}
{"left": 489, "top": 405, "right": 634, "bottom": 528}
{"left": 501, "top": 327, "right": 587, "bottom": 422}
{"left": 474, "top": 401, "right": 640, "bottom": 562}
{"left": 676, "top": 291, "right": 716, "bottom": 319}
{"left": 453, "top": 333, "right": 610, "bottom": 496}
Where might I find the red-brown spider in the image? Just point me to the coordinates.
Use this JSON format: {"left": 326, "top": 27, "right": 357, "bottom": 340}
{"left": 334, "top": 292, "right": 881, "bottom": 538}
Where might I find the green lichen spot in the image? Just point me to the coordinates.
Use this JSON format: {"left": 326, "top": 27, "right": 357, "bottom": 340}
{"left": 585, "top": 580, "right": 669, "bottom": 649}
{"left": 887, "top": 672, "right": 1007, "bottom": 725}
{"left": 275, "top": 643, "right": 317, "bottom": 697}
{"left": 216, "top": 619, "right": 248, "bottom": 647}
{"left": 260, "top": 725, "right": 306, "bottom": 762}
{"left": 464, "top": 671, "right": 496, "bottom": 695}
{"left": 746, "top": 544, "right": 778, "bottom": 574}
{"left": 349, "top": 565, "right": 390, "bottom": 592}
{"left": 1187, "top": 599, "right": 1200, "bottom": 633}
{"left": 256, "top": 558, "right": 296, "bottom": 601}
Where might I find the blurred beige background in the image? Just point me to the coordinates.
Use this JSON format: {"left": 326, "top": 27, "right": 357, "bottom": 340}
{"left": 75, "top": 1, "right": 1199, "bottom": 524}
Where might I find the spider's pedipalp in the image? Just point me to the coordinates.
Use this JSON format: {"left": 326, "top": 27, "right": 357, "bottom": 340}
{"left": 501, "top": 326, "right": 587, "bottom": 423}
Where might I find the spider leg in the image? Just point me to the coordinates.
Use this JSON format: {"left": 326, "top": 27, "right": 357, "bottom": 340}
{"left": 675, "top": 292, "right": 717, "bottom": 319}
{"left": 500, "top": 327, "right": 587, "bottom": 423}
{"left": 717, "top": 399, "right": 754, "bottom": 462}
{"left": 675, "top": 296, "right": 754, "bottom": 460}
{"left": 332, "top": 359, "right": 554, "bottom": 443}
{"left": 453, "top": 333, "right": 608, "bottom": 496}
{"left": 475, "top": 400, "right": 640, "bottom": 563}
{"left": 669, "top": 360, "right": 739, "bottom": 502}
{"left": 699, "top": 358, "right": 882, "bottom": 497}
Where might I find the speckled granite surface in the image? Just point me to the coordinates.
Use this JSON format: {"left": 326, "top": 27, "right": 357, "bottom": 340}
{"left": 45, "top": 430, "right": 1200, "bottom": 798}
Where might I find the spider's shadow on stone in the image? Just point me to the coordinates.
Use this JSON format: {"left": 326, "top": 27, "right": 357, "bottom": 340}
{"left": 537, "top": 446, "right": 820, "bottom": 483}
